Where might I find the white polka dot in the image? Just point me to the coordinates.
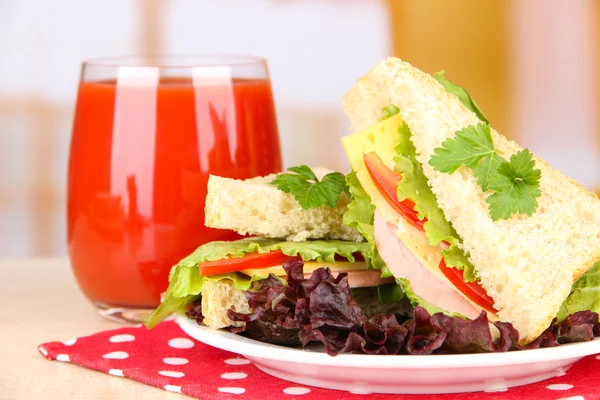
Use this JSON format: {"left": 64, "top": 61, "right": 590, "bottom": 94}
{"left": 38, "top": 346, "right": 48, "bottom": 357}
{"left": 556, "top": 397, "right": 585, "bottom": 400}
{"left": 349, "top": 391, "right": 371, "bottom": 395}
{"left": 108, "top": 369, "right": 124, "bottom": 377}
{"left": 62, "top": 338, "right": 77, "bottom": 346}
{"left": 168, "top": 337, "right": 194, "bottom": 349}
{"left": 164, "top": 385, "right": 182, "bottom": 393}
{"left": 163, "top": 357, "right": 189, "bottom": 365}
{"left": 56, "top": 354, "right": 70, "bottom": 362}
{"left": 283, "top": 387, "right": 311, "bottom": 395}
{"left": 221, "top": 372, "right": 248, "bottom": 380}
{"left": 224, "top": 358, "right": 250, "bottom": 365}
{"left": 218, "top": 387, "right": 246, "bottom": 394}
{"left": 103, "top": 351, "right": 129, "bottom": 360}
{"left": 158, "top": 371, "right": 185, "bottom": 378}
{"left": 547, "top": 384, "right": 574, "bottom": 391}
{"left": 596, "top": 355, "right": 600, "bottom": 360}
{"left": 109, "top": 334, "right": 135, "bottom": 343}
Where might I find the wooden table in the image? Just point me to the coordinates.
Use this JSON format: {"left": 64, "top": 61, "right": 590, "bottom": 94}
{"left": 0, "top": 258, "right": 183, "bottom": 399}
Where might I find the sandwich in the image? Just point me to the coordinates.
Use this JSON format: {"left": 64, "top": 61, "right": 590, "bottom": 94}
{"left": 341, "top": 57, "right": 600, "bottom": 345}
{"left": 146, "top": 57, "right": 600, "bottom": 354}
{"left": 144, "top": 168, "right": 411, "bottom": 353}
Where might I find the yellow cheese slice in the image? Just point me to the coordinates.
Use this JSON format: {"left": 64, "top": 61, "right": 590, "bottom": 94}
{"left": 239, "top": 261, "right": 368, "bottom": 278}
{"left": 342, "top": 115, "right": 402, "bottom": 225}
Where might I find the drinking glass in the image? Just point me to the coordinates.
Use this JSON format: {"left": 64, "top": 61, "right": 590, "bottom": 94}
{"left": 67, "top": 55, "right": 282, "bottom": 322}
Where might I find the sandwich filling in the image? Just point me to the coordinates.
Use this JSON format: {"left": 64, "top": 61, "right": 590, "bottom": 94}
{"left": 144, "top": 238, "right": 394, "bottom": 329}
{"left": 343, "top": 112, "right": 495, "bottom": 320}
{"left": 374, "top": 209, "right": 480, "bottom": 319}
{"left": 185, "top": 259, "right": 600, "bottom": 355}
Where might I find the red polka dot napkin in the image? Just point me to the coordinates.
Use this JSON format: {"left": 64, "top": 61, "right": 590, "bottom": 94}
{"left": 38, "top": 320, "right": 600, "bottom": 399}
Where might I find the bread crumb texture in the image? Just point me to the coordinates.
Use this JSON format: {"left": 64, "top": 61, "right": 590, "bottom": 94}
{"left": 205, "top": 168, "right": 364, "bottom": 242}
{"left": 343, "top": 57, "right": 600, "bottom": 344}
{"left": 201, "top": 279, "right": 250, "bottom": 329}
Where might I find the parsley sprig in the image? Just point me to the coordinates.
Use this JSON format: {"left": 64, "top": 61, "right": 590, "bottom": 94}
{"left": 270, "top": 166, "right": 349, "bottom": 210}
{"left": 429, "top": 122, "right": 541, "bottom": 220}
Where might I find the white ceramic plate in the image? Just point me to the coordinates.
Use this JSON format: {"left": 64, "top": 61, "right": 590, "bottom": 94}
{"left": 177, "top": 315, "right": 600, "bottom": 394}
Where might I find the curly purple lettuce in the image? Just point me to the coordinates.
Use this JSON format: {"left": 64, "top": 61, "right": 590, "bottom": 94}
{"left": 186, "top": 260, "right": 600, "bottom": 356}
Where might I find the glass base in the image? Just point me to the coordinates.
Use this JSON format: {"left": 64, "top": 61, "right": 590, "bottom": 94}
{"left": 94, "top": 302, "right": 154, "bottom": 324}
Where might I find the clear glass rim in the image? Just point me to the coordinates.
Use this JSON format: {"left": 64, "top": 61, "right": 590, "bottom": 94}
{"left": 82, "top": 54, "right": 267, "bottom": 69}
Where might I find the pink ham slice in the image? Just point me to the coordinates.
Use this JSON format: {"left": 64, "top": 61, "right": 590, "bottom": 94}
{"left": 301, "top": 270, "right": 394, "bottom": 288}
{"left": 373, "top": 210, "right": 480, "bottom": 319}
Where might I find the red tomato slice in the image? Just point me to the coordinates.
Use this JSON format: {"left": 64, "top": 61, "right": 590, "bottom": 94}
{"left": 363, "top": 152, "right": 425, "bottom": 230}
{"left": 363, "top": 152, "right": 497, "bottom": 314}
{"left": 199, "top": 250, "right": 301, "bottom": 276}
{"left": 438, "top": 259, "right": 497, "bottom": 314}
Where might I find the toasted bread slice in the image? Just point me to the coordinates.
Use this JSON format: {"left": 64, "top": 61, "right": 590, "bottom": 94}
{"left": 205, "top": 168, "right": 364, "bottom": 242}
{"left": 343, "top": 57, "right": 600, "bottom": 344}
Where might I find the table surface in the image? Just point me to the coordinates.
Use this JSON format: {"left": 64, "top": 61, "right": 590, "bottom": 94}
{"left": 0, "top": 258, "right": 184, "bottom": 400}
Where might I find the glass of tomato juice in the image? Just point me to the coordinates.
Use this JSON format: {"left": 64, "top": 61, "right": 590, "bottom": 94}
{"left": 67, "top": 55, "right": 282, "bottom": 322}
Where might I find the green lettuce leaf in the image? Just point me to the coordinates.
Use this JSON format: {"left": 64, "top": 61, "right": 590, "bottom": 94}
{"left": 393, "top": 121, "right": 477, "bottom": 281}
{"left": 350, "top": 283, "right": 405, "bottom": 305}
{"left": 343, "top": 172, "right": 391, "bottom": 278}
{"left": 377, "top": 282, "right": 406, "bottom": 303}
{"left": 145, "top": 266, "right": 266, "bottom": 329}
{"left": 380, "top": 104, "right": 400, "bottom": 120}
{"left": 145, "top": 238, "right": 374, "bottom": 328}
{"left": 180, "top": 237, "right": 371, "bottom": 265}
{"left": 433, "top": 71, "right": 489, "bottom": 124}
{"left": 557, "top": 262, "right": 600, "bottom": 321}
{"left": 146, "top": 265, "right": 216, "bottom": 328}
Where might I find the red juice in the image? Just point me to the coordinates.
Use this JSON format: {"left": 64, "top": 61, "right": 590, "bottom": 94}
{"left": 67, "top": 77, "right": 282, "bottom": 307}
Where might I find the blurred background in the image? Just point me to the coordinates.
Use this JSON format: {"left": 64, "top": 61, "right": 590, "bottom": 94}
{"left": 1, "top": 0, "right": 599, "bottom": 258}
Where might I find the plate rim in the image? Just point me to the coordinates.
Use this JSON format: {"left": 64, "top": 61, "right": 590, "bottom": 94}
{"left": 177, "top": 315, "right": 600, "bottom": 369}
